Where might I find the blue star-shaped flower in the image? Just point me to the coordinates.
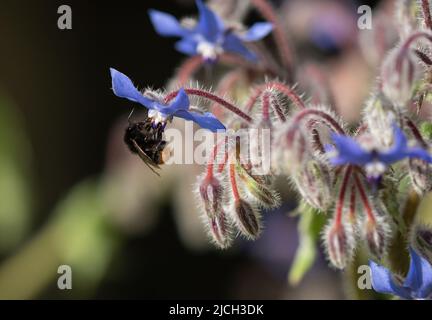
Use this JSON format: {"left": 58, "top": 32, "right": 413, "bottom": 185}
{"left": 370, "top": 248, "right": 432, "bottom": 299}
{"left": 148, "top": 0, "right": 273, "bottom": 62}
{"left": 325, "top": 124, "right": 432, "bottom": 178}
{"left": 110, "top": 68, "right": 225, "bottom": 132}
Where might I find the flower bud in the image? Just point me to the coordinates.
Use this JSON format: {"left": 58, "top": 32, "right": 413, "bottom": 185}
{"left": 363, "top": 213, "right": 391, "bottom": 259}
{"left": 363, "top": 93, "right": 397, "bottom": 147}
{"left": 203, "top": 209, "right": 233, "bottom": 249}
{"left": 272, "top": 122, "right": 308, "bottom": 175}
{"left": 323, "top": 220, "right": 355, "bottom": 269}
{"left": 292, "top": 156, "right": 333, "bottom": 211}
{"left": 235, "top": 161, "right": 280, "bottom": 209}
{"left": 409, "top": 158, "right": 432, "bottom": 194}
{"left": 196, "top": 173, "right": 225, "bottom": 219}
{"left": 381, "top": 46, "right": 419, "bottom": 106}
{"left": 410, "top": 224, "right": 432, "bottom": 265}
{"left": 231, "top": 199, "right": 261, "bottom": 239}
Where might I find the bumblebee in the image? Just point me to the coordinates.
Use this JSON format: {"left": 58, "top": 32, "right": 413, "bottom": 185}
{"left": 124, "top": 110, "right": 168, "bottom": 176}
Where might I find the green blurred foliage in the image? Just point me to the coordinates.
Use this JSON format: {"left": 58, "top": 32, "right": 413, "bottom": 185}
{"left": 288, "top": 202, "right": 326, "bottom": 286}
{"left": 0, "top": 94, "right": 32, "bottom": 253}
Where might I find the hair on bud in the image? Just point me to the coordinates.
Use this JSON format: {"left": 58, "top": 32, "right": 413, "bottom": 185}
{"left": 231, "top": 199, "right": 262, "bottom": 240}
{"left": 323, "top": 219, "right": 355, "bottom": 270}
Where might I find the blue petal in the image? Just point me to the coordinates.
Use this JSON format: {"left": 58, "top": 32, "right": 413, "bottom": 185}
{"left": 222, "top": 34, "right": 258, "bottom": 61}
{"left": 175, "top": 38, "right": 198, "bottom": 56}
{"left": 404, "top": 247, "right": 425, "bottom": 292}
{"left": 405, "top": 248, "right": 432, "bottom": 299}
{"left": 110, "top": 68, "right": 155, "bottom": 109}
{"left": 174, "top": 109, "right": 225, "bottom": 132}
{"left": 404, "top": 147, "right": 432, "bottom": 163}
{"left": 241, "top": 22, "right": 273, "bottom": 42}
{"left": 379, "top": 125, "right": 408, "bottom": 164}
{"left": 329, "top": 133, "right": 373, "bottom": 166}
{"left": 148, "top": 9, "right": 188, "bottom": 37}
{"left": 195, "top": 0, "right": 224, "bottom": 42}
{"left": 166, "top": 88, "right": 190, "bottom": 114}
{"left": 369, "top": 260, "right": 412, "bottom": 299}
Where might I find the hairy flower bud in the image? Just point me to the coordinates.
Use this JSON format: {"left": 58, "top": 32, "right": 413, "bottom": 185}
{"left": 363, "top": 93, "right": 397, "bottom": 147}
{"left": 323, "top": 220, "right": 355, "bottom": 270}
{"left": 197, "top": 173, "right": 225, "bottom": 219}
{"left": 410, "top": 224, "right": 432, "bottom": 264}
{"left": 231, "top": 199, "right": 261, "bottom": 239}
{"left": 292, "top": 156, "right": 333, "bottom": 211}
{"left": 202, "top": 209, "right": 233, "bottom": 249}
{"left": 409, "top": 158, "right": 432, "bottom": 194}
{"left": 381, "top": 46, "right": 419, "bottom": 106}
{"left": 363, "top": 213, "right": 391, "bottom": 259}
{"left": 272, "top": 122, "right": 308, "bottom": 175}
{"left": 235, "top": 161, "right": 281, "bottom": 209}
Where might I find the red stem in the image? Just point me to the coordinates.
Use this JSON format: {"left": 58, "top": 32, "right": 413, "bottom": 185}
{"left": 421, "top": 0, "right": 432, "bottom": 30}
{"left": 164, "top": 88, "right": 252, "bottom": 123}
{"left": 251, "top": 0, "right": 294, "bottom": 75}
{"left": 229, "top": 163, "right": 240, "bottom": 200}
{"left": 290, "top": 108, "right": 345, "bottom": 134}
{"left": 335, "top": 166, "right": 353, "bottom": 227}
{"left": 245, "top": 81, "right": 306, "bottom": 112}
{"left": 404, "top": 116, "right": 428, "bottom": 148}
{"left": 353, "top": 173, "right": 375, "bottom": 223}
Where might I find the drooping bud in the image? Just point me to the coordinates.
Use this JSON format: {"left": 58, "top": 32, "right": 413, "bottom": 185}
{"left": 395, "top": 0, "right": 421, "bottom": 38}
{"left": 272, "top": 121, "right": 309, "bottom": 175}
{"left": 292, "top": 156, "right": 333, "bottom": 211}
{"left": 235, "top": 161, "right": 281, "bottom": 209}
{"left": 410, "top": 224, "right": 432, "bottom": 265}
{"left": 323, "top": 220, "right": 355, "bottom": 270}
{"left": 363, "top": 93, "right": 397, "bottom": 147}
{"left": 197, "top": 172, "right": 225, "bottom": 219}
{"left": 231, "top": 199, "right": 261, "bottom": 239}
{"left": 202, "top": 209, "right": 233, "bottom": 249}
{"left": 363, "top": 213, "right": 391, "bottom": 259}
{"left": 381, "top": 45, "right": 419, "bottom": 106}
{"left": 409, "top": 158, "right": 432, "bottom": 194}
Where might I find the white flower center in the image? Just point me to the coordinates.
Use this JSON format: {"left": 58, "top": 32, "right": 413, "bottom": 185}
{"left": 148, "top": 109, "right": 168, "bottom": 125}
{"left": 197, "top": 41, "right": 223, "bottom": 61}
{"left": 365, "top": 161, "right": 387, "bottom": 178}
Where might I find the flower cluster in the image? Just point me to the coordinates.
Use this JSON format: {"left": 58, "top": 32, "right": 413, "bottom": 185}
{"left": 110, "top": 0, "right": 432, "bottom": 299}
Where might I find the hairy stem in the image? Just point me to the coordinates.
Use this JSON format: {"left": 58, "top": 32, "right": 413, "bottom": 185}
{"left": 165, "top": 88, "right": 252, "bottom": 123}
{"left": 251, "top": 0, "right": 294, "bottom": 77}
{"left": 421, "top": 0, "right": 432, "bottom": 30}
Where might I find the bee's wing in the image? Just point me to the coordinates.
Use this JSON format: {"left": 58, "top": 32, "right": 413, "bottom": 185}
{"left": 131, "top": 140, "right": 161, "bottom": 177}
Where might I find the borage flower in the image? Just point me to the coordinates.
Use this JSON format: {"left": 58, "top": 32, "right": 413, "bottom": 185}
{"left": 370, "top": 248, "right": 432, "bottom": 299}
{"left": 148, "top": 0, "right": 273, "bottom": 62}
{"left": 110, "top": 68, "right": 225, "bottom": 132}
{"left": 325, "top": 124, "right": 432, "bottom": 180}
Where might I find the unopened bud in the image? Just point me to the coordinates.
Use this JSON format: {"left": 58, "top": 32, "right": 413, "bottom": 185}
{"left": 292, "top": 157, "right": 333, "bottom": 211}
{"left": 363, "top": 214, "right": 391, "bottom": 259}
{"left": 409, "top": 158, "right": 432, "bottom": 194}
{"left": 203, "top": 209, "right": 233, "bottom": 249}
{"left": 410, "top": 224, "right": 432, "bottom": 264}
{"left": 197, "top": 173, "right": 225, "bottom": 219}
{"left": 323, "top": 220, "right": 355, "bottom": 270}
{"left": 363, "top": 93, "right": 397, "bottom": 147}
{"left": 381, "top": 46, "right": 419, "bottom": 106}
{"left": 231, "top": 199, "right": 261, "bottom": 239}
{"left": 272, "top": 122, "right": 308, "bottom": 175}
{"left": 235, "top": 161, "right": 280, "bottom": 209}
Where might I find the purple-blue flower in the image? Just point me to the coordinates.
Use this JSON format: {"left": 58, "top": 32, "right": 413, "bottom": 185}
{"left": 110, "top": 68, "right": 225, "bottom": 132}
{"left": 148, "top": 0, "right": 273, "bottom": 62}
{"left": 325, "top": 124, "right": 432, "bottom": 178}
{"left": 370, "top": 248, "right": 432, "bottom": 299}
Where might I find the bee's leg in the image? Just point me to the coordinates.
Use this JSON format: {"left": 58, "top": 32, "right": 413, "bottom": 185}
{"left": 131, "top": 140, "right": 161, "bottom": 177}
